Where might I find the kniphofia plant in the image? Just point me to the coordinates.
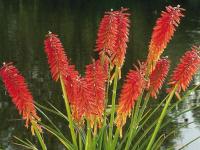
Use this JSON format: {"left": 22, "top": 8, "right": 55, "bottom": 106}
{"left": 1, "top": 5, "right": 200, "bottom": 150}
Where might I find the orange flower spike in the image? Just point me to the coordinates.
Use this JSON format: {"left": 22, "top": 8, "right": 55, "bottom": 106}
{"left": 168, "top": 47, "right": 200, "bottom": 94}
{"left": 74, "top": 60, "right": 107, "bottom": 127}
{"left": 85, "top": 60, "right": 107, "bottom": 126}
{"left": 0, "top": 63, "right": 41, "bottom": 134}
{"left": 147, "top": 5, "right": 184, "bottom": 69}
{"left": 68, "top": 60, "right": 107, "bottom": 124}
{"left": 96, "top": 9, "right": 118, "bottom": 57}
{"left": 44, "top": 32, "right": 69, "bottom": 81}
{"left": 116, "top": 64, "right": 146, "bottom": 136}
{"left": 63, "top": 65, "right": 79, "bottom": 104}
{"left": 44, "top": 32, "right": 79, "bottom": 104}
{"left": 149, "top": 58, "right": 170, "bottom": 99}
{"left": 111, "top": 8, "right": 130, "bottom": 68}
{"left": 71, "top": 78, "right": 87, "bottom": 122}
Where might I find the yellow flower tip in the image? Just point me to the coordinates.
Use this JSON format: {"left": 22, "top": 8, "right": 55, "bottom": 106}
{"left": 128, "top": 111, "right": 131, "bottom": 117}
{"left": 90, "top": 119, "right": 95, "bottom": 129}
{"left": 30, "top": 119, "right": 43, "bottom": 136}
{"left": 31, "top": 125, "right": 35, "bottom": 136}
{"left": 97, "top": 117, "right": 103, "bottom": 128}
{"left": 119, "top": 129, "right": 122, "bottom": 138}
{"left": 115, "top": 113, "right": 129, "bottom": 138}
{"left": 93, "top": 124, "right": 97, "bottom": 136}
{"left": 118, "top": 68, "right": 122, "bottom": 79}
{"left": 175, "top": 92, "right": 182, "bottom": 100}
{"left": 116, "top": 117, "right": 124, "bottom": 138}
{"left": 110, "top": 72, "right": 116, "bottom": 83}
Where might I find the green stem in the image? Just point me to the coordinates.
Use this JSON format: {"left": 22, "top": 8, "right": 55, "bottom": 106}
{"left": 138, "top": 92, "right": 150, "bottom": 121}
{"left": 111, "top": 129, "right": 120, "bottom": 150}
{"left": 117, "top": 94, "right": 170, "bottom": 150}
{"left": 108, "top": 67, "right": 119, "bottom": 142}
{"left": 103, "top": 64, "right": 111, "bottom": 126}
{"left": 125, "top": 92, "right": 144, "bottom": 150}
{"left": 79, "top": 133, "right": 83, "bottom": 150}
{"left": 126, "top": 92, "right": 150, "bottom": 150}
{"left": 85, "top": 120, "right": 91, "bottom": 150}
{"left": 105, "top": 64, "right": 111, "bottom": 109}
{"left": 146, "top": 85, "right": 177, "bottom": 150}
{"left": 104, "top": 126, "right": 108, "bottom": 150}
{"left": 112, "top": 89, "right": 144, "bottom": 150}
{"left": 31, "top": 121, "right": 47, "bottom": 150}
{"left": 60, "top": 77, "right": 78, "bottom": 149}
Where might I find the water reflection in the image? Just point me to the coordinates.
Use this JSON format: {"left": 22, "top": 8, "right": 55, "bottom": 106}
{"left": 0, "top": 0, "right": 200, "bottom": 149}
{"left": 169, "top": 71, "right": 200, "bottom": 150}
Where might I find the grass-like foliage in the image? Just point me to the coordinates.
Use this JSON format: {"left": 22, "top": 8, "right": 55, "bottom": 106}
{"left": 1, "top": 5, "right": 200, "bottom": 150}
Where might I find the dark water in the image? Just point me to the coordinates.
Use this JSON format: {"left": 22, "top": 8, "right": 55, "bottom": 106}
{"left": 0, "top": 0, "right": 200, "bottom": 149}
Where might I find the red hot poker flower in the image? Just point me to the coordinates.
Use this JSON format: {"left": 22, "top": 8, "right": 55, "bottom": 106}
{"left": 44, "top": 32, "right": 70, "bottom": 81}
{"left": 70, "top": 78, "right": 86, "bottom": 122}
{"left": 44, "top": 32, "right": 79, "bottom": 104}
{"left": 84, "top": 60, "right": 107, "bottom": 126}
{"left": 115, "top": 63, "right": 146, "bottom": 136}
{"left": 111, "top": 8, "right": 130, "bottom": 68}
{"left": 63, "top": 65, "right": 79, "bottom": 104}
{"left": 72, "top": 60, "right": 107, "bottom": 127}
{"left": 149, "top": 58, "right": 170, "bottom": 99}
{"left": 0, "top": 63, "right": 40, "bottom": 131}
{"left": 147, "top": 5, "right": 184, "bottom": 70}
{"left": 168, "top": 47, "right": 200, "bottom": 95}
{"left": 96, "top": 9, "right": 118, "bottom": 57}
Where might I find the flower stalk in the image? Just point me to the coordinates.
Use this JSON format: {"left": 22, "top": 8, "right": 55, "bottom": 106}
{"left": 85, "top": 120, "right": 92, "bottom": 150}
{"left": 60, "top": 77, "right": 78, "bottom": 149}
{"left": 31, "top": 120, "right": 47, "bottom": 150}
{"left": 146, "top": 85, "right": 177, "bottom": 150}
{"left": 124, "top": 93, "right": 143, "bottom": 150}
{"left": 109, "top": 67, "right": 119, "bottom": 142}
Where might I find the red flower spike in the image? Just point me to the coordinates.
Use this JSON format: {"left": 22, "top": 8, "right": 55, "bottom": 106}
{"left": 116, "top": 63, "right": 146, "bottom": 136}
{"left": 96, "top": 9, "right": 118, "bottom": 57}
{"left": 168, "top": 47, "right": 200, "bottom": 94}
{"left": 70, "top": 78, "right": 87, "bottom": 122}
{"left": 72, "top": 60, "right": 107, "bottom": 127}
{"left": 44, "top": 32, "right": 80, "bottom": 104}
{"left": 63, "top": 65, "right": 80, "bottom": 104}
{"left": 147, "top": 5, "right": 184, "bottom": 69}
{"left": 111, "top": 8, "right": 130, "bottom": 68}
{"left": 149, "top": 58, "right": 170, "bottom": 99}
{"left": 44, "top": 32, "right": 70, "bottom": 81}
{"left": 84, "top": 60, "right": 107, "bottom": 126}
{"left": 0, "top": 63, "right": 41, "bottom": 133}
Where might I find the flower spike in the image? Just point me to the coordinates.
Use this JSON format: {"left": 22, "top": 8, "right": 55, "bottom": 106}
{"left": 96, "top": 10, "right": 118, "bottom": 57}
{"left": 115, "top": 63, "right": 146, "bottom": 136}
{"left": 72, "top": 60, "right": 107, "bottom": 127}
{"left": 63, "top": 65, "right": 79, "bottom": 104}
{"left": 70, "top": 78, "right": 86, "bottom": 122}
{"left": 147, "top": 5, "right": 184, "bottom": 70}
{"left": 0, "top": 63, "right": 41, "bottom": 134}
{"left": 44, "top": 32, "right": 70, "bottom": 81}
{"left": 111, "top": 8, "right": 130, "bottom": 68}
{"left": 149, "top": 58, "right": 170, "bottom": 99}
{"left": 168, "top": 47, "right": 200, "bottom": 96}
{"left": 44, "top": 32, "right": 79, "bottom": 104}
{"left": 96, "top": 8, "right": 130, "bottom": 67}
{"left": 84, "top": 60, "right": 107, "bottom": 126}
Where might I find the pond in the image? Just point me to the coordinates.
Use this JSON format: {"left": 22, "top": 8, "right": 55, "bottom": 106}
{"left": 0, "top": 0, "right": 200, "bottom": 149}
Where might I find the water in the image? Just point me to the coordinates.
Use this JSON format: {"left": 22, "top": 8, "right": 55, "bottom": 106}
{"left": 0, "top": 0, "right": 200, "bottom": 149}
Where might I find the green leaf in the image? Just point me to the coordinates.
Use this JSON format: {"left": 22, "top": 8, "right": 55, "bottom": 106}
{"left": 41, "top": 123, "right": 74, "bottom": 150}
{"left": 13, "top": 136, "right": 38, "bottom": 150}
